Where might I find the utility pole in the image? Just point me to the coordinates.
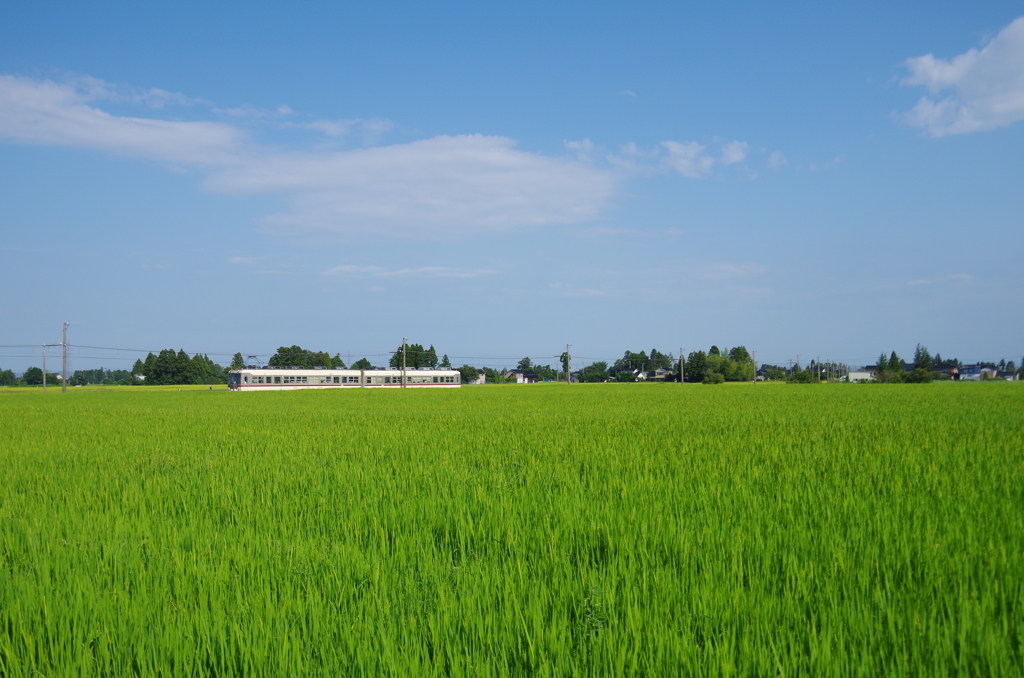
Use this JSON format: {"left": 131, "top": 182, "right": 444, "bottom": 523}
{"left": 680, "top": 347, "right": 685, "bottom": 384}
{"left": 565, "top": 344, "right": 571, "bottom": 384}
{"left": 752, "top": 350, "right": 757, "bottom": 384}
{"left": 42, "top": 345, "right": 47, "bottom": 393}
{"left": 817, "top": 356, "right": 821, "bottom": 382}
{"left": 62, "top": 323, "right": 68, "bottom": 393}
{"left": 402, "top": 337, "right": 407, "bottom": 389}
{"left": 796, "top": 354, "right": 801, "bottom": 373}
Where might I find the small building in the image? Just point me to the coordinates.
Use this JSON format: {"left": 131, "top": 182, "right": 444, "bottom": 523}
{"left": 849, "top": 366, "right": 876, "bottom": 382}
{"left": 504, "top": 369, "right": 539, "bottom": 384}
{"left": 960, "top": 365, "right": 998, "bottom": 381}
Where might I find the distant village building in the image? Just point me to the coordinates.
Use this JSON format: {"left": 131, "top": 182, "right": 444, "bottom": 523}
{"left": 959, "top": 365, "right": 999, "bottom": 381}
{"left": 504, "top": 369, "right": 539, "bottom": 384}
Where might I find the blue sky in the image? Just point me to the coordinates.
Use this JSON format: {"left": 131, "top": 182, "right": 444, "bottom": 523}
{"left": 2, "top": 1, "right": 1022, "bottom": 373}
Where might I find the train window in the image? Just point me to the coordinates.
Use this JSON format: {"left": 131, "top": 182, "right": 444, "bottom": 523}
{"left": 274, "top": 376, "right": 281, "bottom": 384}
{"left": 334, "top": 376, "right": 339, "bottom": 384}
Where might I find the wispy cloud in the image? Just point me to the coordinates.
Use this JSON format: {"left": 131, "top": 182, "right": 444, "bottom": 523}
{"left": 324, "top": 264, "right": 496, "bottom": 278}
{"left": 719, "top": 140, "right": 748, "bottom": 166}
{"left": 618, "top": 89, "right": 636, "bottom": 97}
{"left": 900, "top": 17, "right": 1024, "bottom": 136}
{"left": 768, "top": 150, "right": 787, "bottom": 169}
{"left": 0, "top": 75, "right": 618, "bottom": 239}
{"left": 0, "top": 74, "right": 244, "bottom": 165}
{"left": 227, "top": 256, "right": 263, "bottom": 264}
{"left": 659, "top": 141, "right": 716, "bottom": 178}
{"left": 0, "top": 73, "right": 780, "bottom": 242}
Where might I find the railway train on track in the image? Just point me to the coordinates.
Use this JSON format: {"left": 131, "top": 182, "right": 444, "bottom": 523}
{"left": 227, "top": 366, "right": 460, "bottom": 391}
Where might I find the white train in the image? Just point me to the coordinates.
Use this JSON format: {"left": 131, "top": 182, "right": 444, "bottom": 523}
{"left": 227, "top": 366, "right": 460, "bottom": 391}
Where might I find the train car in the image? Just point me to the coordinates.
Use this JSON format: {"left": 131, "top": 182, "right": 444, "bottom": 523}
{"left": 227, "top": 366, "right": 460, "bottom": 391}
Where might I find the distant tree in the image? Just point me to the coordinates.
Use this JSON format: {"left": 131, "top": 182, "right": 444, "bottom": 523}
{"left": 765, "top": 367, "right": 786, "bottom": 381}
{"left": 1007, "top": 360, "right": 1017, "bottom": 373}
{"left": 728, "top": 346, "right": 752, "bottom": 363}
{"left": 0, "top": 368, "right": 16, "bottom": 386}
{"left": 389, "top": 342, "right": 434, "bottom": 369}
{"left": 904, "top": 368, "right": 934, "bottom": 383}
{"left": 23, "top": 366, "right": 44, "bottom": 385}
{"left": 702, "top": 372, "right": 725, "bottom": 384}
{"left": 457, "top": 365, "right": 478, "bottom": 384}
{"left": 708, "top": 345, "right": 721, "bottom": 357}
{"left": 351, "top": 358, "right": 373, "bottom": 370}
{"left": 517, "top": 357, "right": 533, "bottom": 371}
{"left": 887, "top": 351, "right": 904, "bottom": 372}
{"left": 332, "top": 353, "right": 346, "bottom": 369}
{"left": 269, "top": 345, "right": 333, "bottom": 369}
{"left": 614, "top": 370, "right": 636, "bottom": 382}
{"left": 532, "top": 364, "right": 561, "bottom": 381}
{"left": 786, "top": 366, "right": 819, "bottom": 384}
{"left": 913, "top": 344, "right": 933, "bottom": 370}
{"left": 439, "top": 354, "right": 451, "bottom": 369}
{"left": 685, "top": 351, "right": 708, "bottom": 383}
{"left": 559, "top": 351, "right": 571, "bottom": 378}
{"left": 578, "top": 361, "right": 609, "bottom": 383}
{"left": 646, "top": 349, "right": 673, "bottom": 371}
{"left": 229, "top": 353, "right": 245, "bottom": 370}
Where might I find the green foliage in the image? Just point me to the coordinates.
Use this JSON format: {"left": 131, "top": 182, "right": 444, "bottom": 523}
{"left": 69, "top": 368, "right": 133, "bottom": 386}
{"left": 614, "top": 370, "right": 636, "bottom": 382}
{"left": 457, "top": 365, "right": 479, "bottom": 384}
{"left": 22, "top": 366, "right": 44, "bottom": 385}
{"left": 269, "top": 345, "right": 338, "bottom": 369}
{"left": 388, "top": 343, "right": 437, "bottom": 369}
{"left": 702, "top": 371, "right": 725, "bottom": 384}
{"left": 579, "top": 361, "right": 609, "bottom": 383}
{"left": 531, "top": 364, "right": 561, "bottom": 381}
{"left": 229, "top": 352, "right": 246, "bottom": 371}
{"left": 2, "top": 385, "right": 1021, "bottom": 675}
{"left": 137, "top": 350, "right": 226, "bottom": 385}
{"left": 0, "top": 368, "right": 16, "bottom": 386}
{"left": 439, "top": 354, "right": 451, "bottom": 369}
{"left": 913, "top": 344, "right": 933, "bottom": 370}
{"left": 684, "top": 346, "right": 753, "bottom": 382}
{"left": 350, "top": 358, "right": 372, "bottom": 370}
{"left": 904, "top": 367, "right": 934, "bottom": 383}
{"left": 517, "top": 357, "right": 533, "bottom": 371}
{"left": 786, "top": 367, "right": 820, "bottom": 383}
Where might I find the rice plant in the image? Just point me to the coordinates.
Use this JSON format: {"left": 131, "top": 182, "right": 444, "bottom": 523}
{"left": 1, "top": 382, "right": 1021, "bottom": 676}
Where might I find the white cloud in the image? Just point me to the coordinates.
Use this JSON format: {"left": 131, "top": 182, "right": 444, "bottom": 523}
{"left": 720, "top": 140, "right": 748, "bottom": 165}
{"left": 210, "top": 135, "right": 616, "bottom": 238}
{"left": 325, "top": 264, "right": 495, "bottom": 278}
{"left": 900, "top": 17, "right": 1024, "bottom": 136}
{"left": 0, "top": 75, "right": 243, "bottom": 165}
{"left": 659, "top": 141, "right": 715, "bottom": 178}
{"left": 227, "top": 256, "right": 263, "bottom": 264}
{"left": 300, "top": 117, "right": 393, "bottom": 140}
{"left": 768, "top": 150, "right": 787, "bottom": 169}
{"left": 618, "top": 90, "right": 636, "bottom": 97}
{"left": 0, "top": 75, "right": 618, "bottom": 239}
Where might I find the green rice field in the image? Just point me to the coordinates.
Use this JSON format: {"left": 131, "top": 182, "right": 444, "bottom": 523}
{"left": 1, "top": 383, "right": 1022, "bottom": 676}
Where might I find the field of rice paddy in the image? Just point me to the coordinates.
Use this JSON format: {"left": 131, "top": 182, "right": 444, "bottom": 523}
{"left": 1, "top": 382, "right": 1021, "bottom": 676}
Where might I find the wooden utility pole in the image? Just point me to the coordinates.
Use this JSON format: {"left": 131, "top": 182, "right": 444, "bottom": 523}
{"left": 62, "top": 323, "right": 68, "bottom": 393}
{"left": 402, "top": 337, "right": 407, "bottom": 388}
{"left": 680, "top": 347, "right": 685, "bottom": 383}
{"left": 42, "top": 345, "right": 47, "bottom": 393}
{"left": 752, "top": 350, "right": 757, "bottom": 384}
{"left": 565, "top": 344, "right": 571, "bottom": 384}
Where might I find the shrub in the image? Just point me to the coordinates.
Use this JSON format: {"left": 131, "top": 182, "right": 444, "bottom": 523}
{"left": 702, "top": 372, "right": 725, "bottom": 384}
